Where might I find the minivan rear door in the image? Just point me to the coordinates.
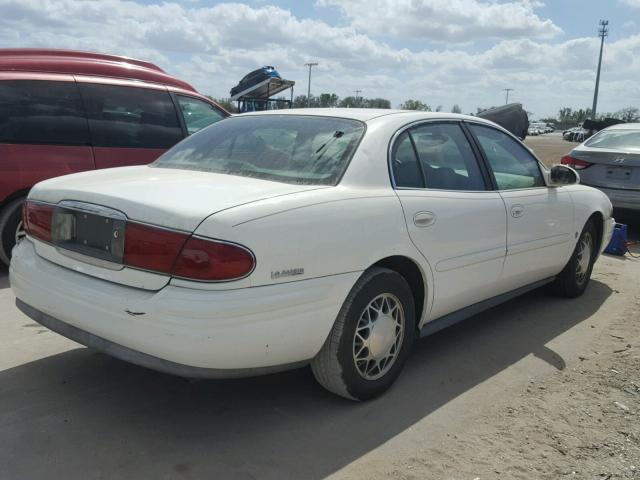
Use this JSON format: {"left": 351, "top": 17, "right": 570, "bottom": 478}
{"left": 76, "top": 78, "right": 183, "bottom": 169}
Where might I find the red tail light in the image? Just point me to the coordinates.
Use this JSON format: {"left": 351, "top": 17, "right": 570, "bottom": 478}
{"left": 23, "top": 201, "right": 54, "bottom": 243}
{"left": 124, "top": 223, "right": 189, "bottom": 274}
{"left": 173, "top": 237, "right": 255, "bottom": 281}
{"left": 124, "top": 223, "right": 254, "bottom": 281}
{"left": 23, "top": 204, "right": 255, "bottom": 282}
{"left": 561, "top": 155, "right": 592, "bottom": 170}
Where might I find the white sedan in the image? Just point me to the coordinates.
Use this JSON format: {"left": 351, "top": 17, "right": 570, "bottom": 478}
{"left": 10, "top": 109, "right": 614, "bottom": 400}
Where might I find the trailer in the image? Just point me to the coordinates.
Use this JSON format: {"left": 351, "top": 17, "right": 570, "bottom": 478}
{"left": 230, "top": 75, "right": 295, "bottom": 113}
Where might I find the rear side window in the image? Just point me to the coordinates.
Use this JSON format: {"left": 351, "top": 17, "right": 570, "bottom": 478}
{"left": 0, "top": 80, "right": 89, "bottom": 145}
{"left": 176, "top": 96, "right": 225, "bottom": 135}
{"left": 391, "top": 123, "right": 486, "bottom": 191}
{"left": 79, "top": 83, "right": 182, "bottom": 148}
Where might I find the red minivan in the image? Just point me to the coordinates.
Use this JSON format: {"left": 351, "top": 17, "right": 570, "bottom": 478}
{"left": 0, "top": 49, "right": 229, "bottom": 266}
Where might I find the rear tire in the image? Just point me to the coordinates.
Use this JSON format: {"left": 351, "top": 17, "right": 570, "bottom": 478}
{"left": 311, "top": 267, "right": 416, "bottom": 401}
{"left": 548, "top": 220, "right": 597, "bottom": 298}
{"left": 0, "top": 198, "right": 25, "bottom": 267}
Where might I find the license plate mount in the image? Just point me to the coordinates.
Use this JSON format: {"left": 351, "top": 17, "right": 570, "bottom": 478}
{"left": 606, "top": 166, "right": 632, "bottom": 181}
{"left": 51, "top": 203, "right": 126, "bottom": 264}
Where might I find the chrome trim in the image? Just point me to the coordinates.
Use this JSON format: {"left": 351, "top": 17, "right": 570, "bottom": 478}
{"left": 57, "top": 200, "right": 127, "bottom": 221}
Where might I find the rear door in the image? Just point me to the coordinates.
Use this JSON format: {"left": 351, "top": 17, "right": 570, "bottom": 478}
{"left": 0, "top": 74, "right": 95, "bottom": 202}
{"left": 391, "top": 121, "right": 507, "bottom": 320}
{"left": 78, "top": 81, "right": 183, "bottom": 169}
{"left": 467, "top": 122, "right": 574, "bottom": 289}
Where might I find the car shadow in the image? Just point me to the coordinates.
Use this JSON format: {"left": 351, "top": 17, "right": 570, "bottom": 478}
{"left": 0, "top": 281, "right": 612, "bottom": 479}
{"left": 0, "top": 266, "right": 8, "bottom": 290}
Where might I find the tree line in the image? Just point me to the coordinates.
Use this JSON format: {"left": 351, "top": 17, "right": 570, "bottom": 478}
{"left": 538, "top": 106, "right": 640, "bottom": 130}
{"left": 212, "top": 94, "right": 463, "bottom": 113}
{"left": 211, "top": 94, "right": 638, "bottom": 129}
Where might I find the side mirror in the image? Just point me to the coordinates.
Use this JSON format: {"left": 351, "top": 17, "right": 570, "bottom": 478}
{"left": 549, "top": 164, "right": 579, "bottom": 186}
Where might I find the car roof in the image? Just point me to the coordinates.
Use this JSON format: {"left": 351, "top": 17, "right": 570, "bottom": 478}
{"left": 0, "top": 48, "right": 197, "bottom": 92}
{"left": 238, "top": 108, "right": 488, "bottom": 124}
{"left": 602, "top": 123, "right": 640, "bottom": 131}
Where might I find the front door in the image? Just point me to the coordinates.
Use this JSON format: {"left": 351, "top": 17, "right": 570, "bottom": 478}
{"left": 391, "top": 122, "right": 507, "bottom": 321}
{"left": 467, "top": 123, "right": 574, "bottom": 290}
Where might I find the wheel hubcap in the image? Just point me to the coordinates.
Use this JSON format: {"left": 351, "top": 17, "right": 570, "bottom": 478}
{"left": 353, "top": 293, "right": 405, "bottom": 380}
{"left": 575, "top": 231, "right": 592, "bottom": 285}
{"left": 15, "top": 221, "right": 26, "bottom": 244}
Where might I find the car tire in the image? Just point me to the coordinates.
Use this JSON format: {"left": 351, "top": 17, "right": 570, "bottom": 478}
{"left": 548, "top": 220, "right": 597, "bottom": 298}
{"left": 311, "top": 267, "right": 416, "bottom": 401}
{"left": 0, "top": 197, "right": 26, "bottom": 267}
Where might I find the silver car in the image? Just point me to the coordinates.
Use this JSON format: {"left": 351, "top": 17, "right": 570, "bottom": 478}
{"left": 562, "top": 123, "right": 640, "bottom": 211}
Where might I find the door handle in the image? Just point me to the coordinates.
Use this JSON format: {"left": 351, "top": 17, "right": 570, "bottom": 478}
{"left": 510, "top": 204, "right": 525, "bottom": 218}
{"left": 413, "top": 211, "right": 436, "bottom": 227}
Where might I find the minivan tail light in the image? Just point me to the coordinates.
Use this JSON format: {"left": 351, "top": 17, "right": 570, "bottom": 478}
{"left": 561, "top": 155, "right": 592, "bottom": 170}
{"left": 173, "top": 237, "right": 255, "bottom": 281}
{"left": 23, "top": 201, "right": 54, "bottom": 243}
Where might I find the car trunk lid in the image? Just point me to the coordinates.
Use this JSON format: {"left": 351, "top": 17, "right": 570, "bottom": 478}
{"left": 27, "top": 165, "right": 324, "bottom": 289}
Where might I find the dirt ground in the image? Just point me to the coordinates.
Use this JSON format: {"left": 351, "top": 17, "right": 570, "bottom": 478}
{"left": 0, "top": 134, "right": 638, "bottom": 479}
{"left": 525, "top": 132, "right": 574, "bottom": 166}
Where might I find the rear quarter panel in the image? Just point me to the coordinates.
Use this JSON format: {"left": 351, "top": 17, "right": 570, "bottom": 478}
{"left": 172, "top": 186, "right": 434, "bottom": 300}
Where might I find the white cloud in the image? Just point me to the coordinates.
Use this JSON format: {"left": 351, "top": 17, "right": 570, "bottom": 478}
{"left": 0, "top": 0, "right": 637, "bottom": 118}
{"left": 620, "top": 0, "right": 640, "bottom": 7}
{"left": 317, "top": 0, "right": 562, "bottom": 41}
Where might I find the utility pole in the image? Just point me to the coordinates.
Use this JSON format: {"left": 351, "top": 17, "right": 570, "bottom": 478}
{"left": 304, "top": 62, "right": 318, "bottom": 107}
{"left": 503, "top": 88, "right": 513, "bottom": 104}
{"left": 354, "top": 89, "right": 362, "bottom": 106}
{"left": 591, "top": 20, "right": 608, "bottom": 119}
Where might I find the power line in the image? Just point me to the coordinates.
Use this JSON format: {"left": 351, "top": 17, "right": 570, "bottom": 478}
{"left": 502, "top": 88, "right": 513, "bottom": 104}
{"left": 591, "top": 20, "right": 608, "bottom": 119}
{"left": 304, "top": 62, "right": 318, "bottom": 107}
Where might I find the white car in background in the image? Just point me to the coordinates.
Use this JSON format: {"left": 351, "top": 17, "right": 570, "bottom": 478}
{"left": 11, "top": 109, "right": 614, "bottom": 400}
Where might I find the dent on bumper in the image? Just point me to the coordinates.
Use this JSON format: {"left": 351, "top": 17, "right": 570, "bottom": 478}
{"left": 10, "top": 240, "right": 359, "bottom": 373}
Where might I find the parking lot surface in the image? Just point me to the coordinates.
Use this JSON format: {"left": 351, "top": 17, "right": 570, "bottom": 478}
{"left": 1, "top": 134, "right": 639, "bottom": 479}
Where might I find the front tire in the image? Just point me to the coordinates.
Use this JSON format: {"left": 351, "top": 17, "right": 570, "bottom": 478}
{"left": 0, "top": 198, "right": 25, "bottom": 267}
{"left": 549, "top": 220, "right": 597, "bottom": 298}
{"left": 311, "top": 267, "right": 416, "bottom": 401}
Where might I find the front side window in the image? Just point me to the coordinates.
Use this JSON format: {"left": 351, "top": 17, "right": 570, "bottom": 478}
{"left": 0, "top": 80, "right": 89, "bottom": 145}
{"left": 153, "top": 115, "right": 365, "bottom": 185}
{"left": 176, "top": 95, "right": 225, "bottom": 135}
{"left": 469, "top": 124, "right": 545, "bottom": 190}
{"left": 79, "top": 83, "right": 182, "bottom": 148}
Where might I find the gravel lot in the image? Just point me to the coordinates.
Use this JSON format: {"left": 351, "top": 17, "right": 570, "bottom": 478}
{"left": 1, "top": 133, "right": 638, "bottom": 479}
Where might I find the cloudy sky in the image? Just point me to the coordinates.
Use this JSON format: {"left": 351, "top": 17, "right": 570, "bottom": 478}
{"left": 1, "top": 0, "right": 639, "bottom": 118}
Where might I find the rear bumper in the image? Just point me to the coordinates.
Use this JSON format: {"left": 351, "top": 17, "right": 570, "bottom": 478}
{"left": 10, "top": 240, "right": 358, "bottom": 375}
{"left": 585, "top": 184, "right": 640, "bottom": 211}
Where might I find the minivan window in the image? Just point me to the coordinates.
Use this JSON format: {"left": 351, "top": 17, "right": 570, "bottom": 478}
{"left": 79, "top": 83, "right": 182, "bottom": 148}
{"left": 176, "top": 95, "right": 225, "bottom": 135}
{"left": 153, "top": 115, "right": 365, "bottom": 185}
{"left": 0, "top": 80, "right": 89, "bottom": 145}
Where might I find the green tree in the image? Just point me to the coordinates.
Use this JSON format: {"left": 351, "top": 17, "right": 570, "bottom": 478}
{"left": 451, "top": 104, "right": 462, "bottom": 114}
{"left": 364, "top": 97, "right": 391, "bottom": 109}
{"left": 318, "top": 93, "right": 339, "bottom": 108}
{"left": 400, "top": 99, "right": 431, "bottom": 111}
{"left": 208, "top": 97, "right": 238, "bottom": 113}
{"left": 614, "top": 106, "right": 640, "bottom": 122}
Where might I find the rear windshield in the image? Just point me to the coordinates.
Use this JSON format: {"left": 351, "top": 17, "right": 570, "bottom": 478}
{"left": 585, "top": 129, "right": 640, "bottom": 151}
{"left": 153, "top": 115, "right": 365, "bottom": 185}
